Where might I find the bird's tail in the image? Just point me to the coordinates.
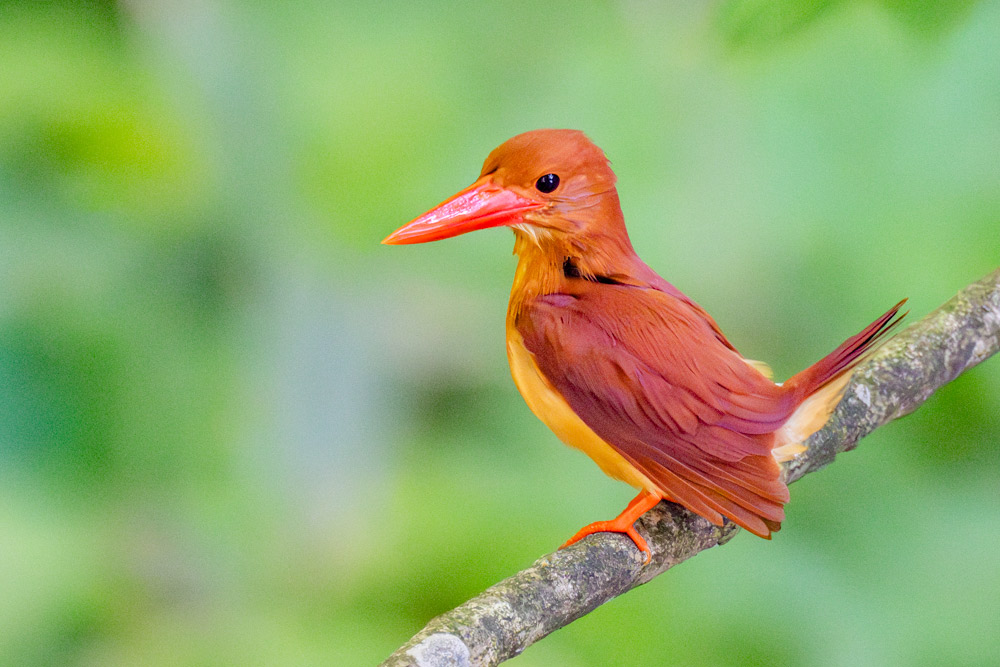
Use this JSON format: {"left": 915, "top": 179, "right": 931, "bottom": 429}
{"left": 772, "top": 299, "right": 908, "bottom": 462}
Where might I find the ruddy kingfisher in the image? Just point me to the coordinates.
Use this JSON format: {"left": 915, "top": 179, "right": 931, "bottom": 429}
{"left": 383, "top": 129, "right": 904, "bottom": 562}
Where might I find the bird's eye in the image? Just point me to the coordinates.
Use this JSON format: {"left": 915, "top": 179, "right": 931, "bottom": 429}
{"left": 535, "top": 173, "right": 560, "bottom": 193}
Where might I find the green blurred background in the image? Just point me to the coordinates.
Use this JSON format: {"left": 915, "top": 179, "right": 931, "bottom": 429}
{"left": 1, "top": 1, "right": 998, "bottom": 665}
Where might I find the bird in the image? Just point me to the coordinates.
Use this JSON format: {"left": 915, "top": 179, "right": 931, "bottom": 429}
{"left": 383, "top": 129, "right": 905, "bottom": 562}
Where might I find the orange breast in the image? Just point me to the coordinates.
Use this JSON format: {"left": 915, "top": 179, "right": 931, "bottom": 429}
{"left": 506, "top": 328, "right": 657, "bottom": 491}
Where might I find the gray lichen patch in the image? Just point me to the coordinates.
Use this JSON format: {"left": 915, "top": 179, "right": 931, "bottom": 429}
{"left": 406, "top": 633, "right": 472, "bottom": 667}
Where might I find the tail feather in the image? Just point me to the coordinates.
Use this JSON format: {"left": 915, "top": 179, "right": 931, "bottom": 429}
{"left": 773, "top": 299, "right": 907, "bottom": 463}
{"left": 785, "top": 299, "right": 907, "bottom": 399}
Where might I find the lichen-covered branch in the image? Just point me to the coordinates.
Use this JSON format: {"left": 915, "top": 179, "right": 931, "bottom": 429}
{"left": 382, "top": 268, "right": 1000, "bottom": 667}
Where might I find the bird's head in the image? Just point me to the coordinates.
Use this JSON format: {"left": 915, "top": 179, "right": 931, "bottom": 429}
{"left": 383, "top": 129, "right": 626, "bottom": 247}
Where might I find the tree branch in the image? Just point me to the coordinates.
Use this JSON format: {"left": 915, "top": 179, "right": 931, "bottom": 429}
{"left": 382, "top": 268, "right": 1000, "bottom": 667}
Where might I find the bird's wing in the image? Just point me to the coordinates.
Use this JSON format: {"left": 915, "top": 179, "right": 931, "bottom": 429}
{"left": 517, "top": 285, "right": 797, "bottom": 537}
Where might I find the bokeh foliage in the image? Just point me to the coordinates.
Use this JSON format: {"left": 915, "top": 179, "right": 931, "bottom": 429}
{"left": 1, "top": 1, "right": 998, "bottom": 665}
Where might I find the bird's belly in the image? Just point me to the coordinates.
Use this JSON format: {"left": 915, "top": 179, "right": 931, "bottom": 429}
{"left": 506, "top": 330, "right": 656, "bottom": 491}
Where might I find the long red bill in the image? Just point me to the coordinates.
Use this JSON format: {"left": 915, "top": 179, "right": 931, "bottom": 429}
{"left": 382, "top": 179, "right": 544, "bottom": 245}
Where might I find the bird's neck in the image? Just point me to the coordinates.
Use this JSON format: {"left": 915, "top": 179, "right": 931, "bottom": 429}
{"left": 506, "top": 220, "right": 650, "bottom": 325}
{"left": 507, "top": 237, "right": 568, "bottom": 323}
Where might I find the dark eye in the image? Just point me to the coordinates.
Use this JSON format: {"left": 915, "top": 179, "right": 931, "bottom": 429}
{"left": 535, "top": 173, "right": 560, "bottom": 193}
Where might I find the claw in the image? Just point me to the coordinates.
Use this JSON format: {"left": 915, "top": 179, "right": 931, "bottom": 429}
{"left": 560, "top": 491, "right": 662, "bottom": 564}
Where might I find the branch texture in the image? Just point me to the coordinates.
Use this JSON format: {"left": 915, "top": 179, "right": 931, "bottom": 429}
{"left": 383, "top": 268, "right": 1000, "bottom": 667}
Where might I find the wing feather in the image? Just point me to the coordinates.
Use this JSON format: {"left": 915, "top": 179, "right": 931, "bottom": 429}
{"left": 518, "top": 285, "right": 795, "bottom": 536}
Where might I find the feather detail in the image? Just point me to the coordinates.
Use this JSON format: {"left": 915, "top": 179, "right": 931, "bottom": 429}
{"left": 510, "top": 252, "right": 905, "bottom": 537}
{"left": 514, "top": 278, "right": 794, "bottom": 537}
{"left": 785, "top": 300, "right": 907, "bottom": 400}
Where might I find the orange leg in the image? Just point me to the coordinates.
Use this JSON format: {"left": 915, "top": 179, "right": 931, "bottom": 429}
{"left": 560, "top": 491, "right": 663, "bottom": 564}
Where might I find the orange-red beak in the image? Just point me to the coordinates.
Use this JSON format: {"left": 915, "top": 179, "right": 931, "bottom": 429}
{"left": 382, "top": 178, "right": 544, "bottom": 245}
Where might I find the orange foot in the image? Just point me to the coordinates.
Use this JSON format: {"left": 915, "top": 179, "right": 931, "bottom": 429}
{"left": 560, "top": 491, "right": 662, "bottom": 564}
